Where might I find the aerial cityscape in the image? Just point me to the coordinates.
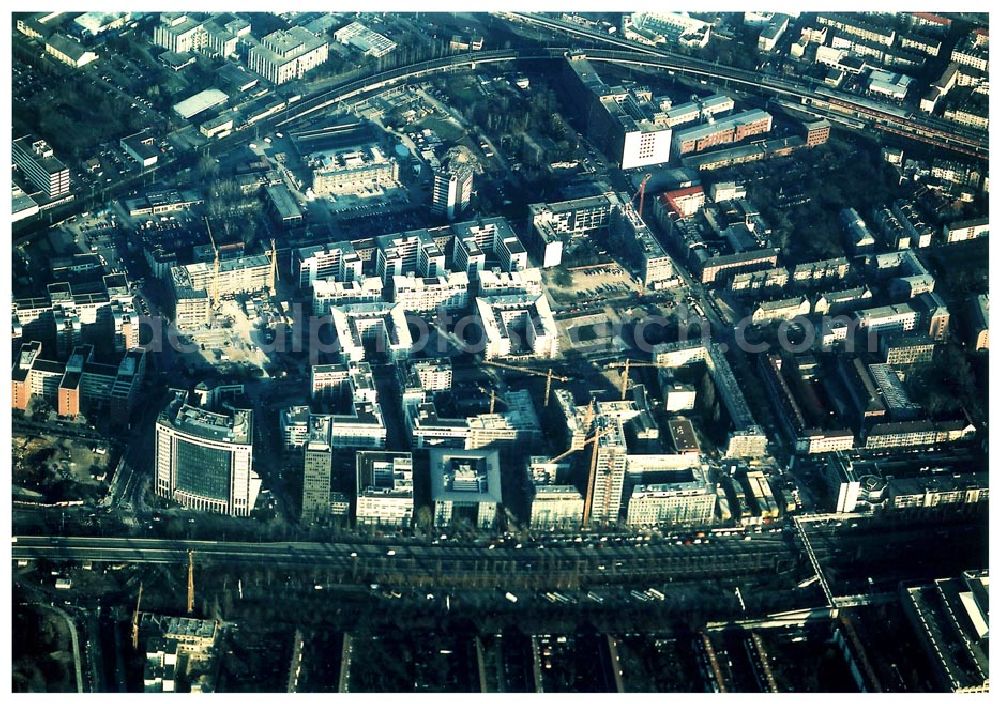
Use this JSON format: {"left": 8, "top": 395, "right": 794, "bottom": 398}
{"left": 10, "top": 8, "right": 989, "bottom": 694}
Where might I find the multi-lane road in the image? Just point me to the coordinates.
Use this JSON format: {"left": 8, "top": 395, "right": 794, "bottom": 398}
{"left": 13, "top": 533, "right": 796, "bottom": 588}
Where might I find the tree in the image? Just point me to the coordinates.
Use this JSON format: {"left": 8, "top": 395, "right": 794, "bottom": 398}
{"left": 415, "top": 506, "right": 433, "bottom": 537}
{"left": 553, "top": 268, "right": 573, "bottom": 287}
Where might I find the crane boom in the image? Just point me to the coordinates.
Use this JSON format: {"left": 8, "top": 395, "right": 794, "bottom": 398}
{"left": 636, "top": 173, "right": 652, "bottom": 219}
{"left": 132, "top": 582, "right": 143, "bottom": 649}
{"left": 481, "top": 360, "right": 569, "bottom": 407}
{"left": 609, "top": 359, "right": 669, "bottom": 401}
{"left": 187, "top": 550, "right": 195, "bottom": 615}
{"left": 205, "top": 218, "right": 220, "bottom": 309}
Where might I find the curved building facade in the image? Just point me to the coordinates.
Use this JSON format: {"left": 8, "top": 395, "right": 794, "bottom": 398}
{"left": 155, "top": 391, "right": 259, "bottom": 516}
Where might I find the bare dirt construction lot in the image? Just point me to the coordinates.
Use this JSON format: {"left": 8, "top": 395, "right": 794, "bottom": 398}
{"left": 13, "top": 434, "right": 112, "bottom": 503}
{"left": 542, "top": 264, "right": 638, "bottom": 310}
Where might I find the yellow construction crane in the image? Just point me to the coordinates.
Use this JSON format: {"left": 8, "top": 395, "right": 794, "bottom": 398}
{"left": 541, "top": 399, "right": 614, "bottom": 525}
{"left": 205, "top": 217, "right": 220, "bottom": 309}
{"left": 609, "top": 359, "right": 670, "bottom": 401}
{"left": 131, "top": 582, "right": 143, "bottom": 649}
{"left": 187, "top": 550, "right": 195, "bottom": 615}
{"left": 481, "top": 360, "right": 570, "bottom": 407}
{"left": 475, "top": 384, "right": 507, "bottom": 415}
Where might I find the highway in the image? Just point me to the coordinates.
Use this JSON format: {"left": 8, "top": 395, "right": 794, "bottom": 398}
{"left": 13, "top": 534, "right": 796, "bottom": 588}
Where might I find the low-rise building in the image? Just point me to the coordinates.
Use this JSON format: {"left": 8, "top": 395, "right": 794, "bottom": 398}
{"left": 120, "top": 131, "right": 159, "bottom": 167}
{"left": 943, "top": 217, "right": 988, "bottom": 243}
{"left": 334, "top": 21, "right": 397, "bottom": 57}
{"left": 751, "top": 296, "right": 810, "bottom": 325}
{"left": 45, "top": 34, "right": 97, "bottom": 67}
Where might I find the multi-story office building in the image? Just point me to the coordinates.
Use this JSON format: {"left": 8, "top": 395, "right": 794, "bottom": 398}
{"left": 698, "top": 249, "right": 781, "bottom": 285}
{"left": 563, "top": 54, "right": 673, "bottom": 170}
{"left": 312, "top": 276, "right": 383, "bottom": 315}
{"left": 477, "top": 268, "right": 543, "bottom": 299}
{"left": 173, "top": 287, "right": 210, "bottom": 330}
{"left": 295, "top": 241, "right": 362, "bottom": 289}
{"left": 153, "top": 12, "right": 250, "bottom": 57}
{"left": 170, "top": 254, "right": 273, "bottom": 301}
{"left": 309, "top": 145, "right": 400, "bottom": 197}
{"left": 356, "top": 451, "right": 414, "bottom": 527}
{"left": 626, "top": 470, "right": 717, "bottom": 527}
{"left": 300, "top": 416, "right": 332, "bottom": 522}
{"left": 430, "top": 448, "right": 502, "bottom": 529}
{"left": 880, "top": 333, "right": 936, "bottom": 365}
{"left": 391, "top": 271, "right": 470, "bottom": 314}
{"left": 528, "top": 194, "right": 617, "bottom": 268}
{"left": 662, "top": 95, "right": 734, "bottom": 129}
{"left": 12, "top": 341, "right": 146, "bottom": 425}
{"left": 330, "top": 303, "right": 413, "bottom": 363}
{"left": 854, "top": 303, "right": 919, "bottom": 336}
{"left": 530, "top": 483, "right": 584, "bottom": 529}
{"left": 410, "top": 359, "right": 453, "bottom": 392}
{"left": 466, "top": 389, "right": 541, "bottom": 451}
{"left": 431, "top": 153, "right": 474, "bottom": 220}
{"left": 589, "top": 415, "right": 628, "bottom": 525}
{"left": 475, "top": 294, "right": 559, "bottom": 360}
{"left": 247, "top": 27, "right": 329, "bottom": 85}
{"left": 671, "top": 110, "right": 773, "bottom": 158}
{"left": 155, "top": 390, "right": 259, "bottom": 516}
{"left": 13, "top": 135, "right": 70, "bottom": 199}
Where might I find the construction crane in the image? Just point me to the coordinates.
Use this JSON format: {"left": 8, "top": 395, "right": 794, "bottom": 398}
{"left": 205, "top": 217, "right": 220, "bottom": 309}
{"left": 541, "top": 399, "right": 615, "bottom": 526}
{"left": 481, "top": 360, "right": 570, "bottom": 407}
{"left": 609, "top": 359, "right": 670, "bottom": 401}
{"left": 475, "top": 384, "right": 507, "bottom": 415}
{"left": 634, "top": 173, "right": 652, "bottom": 219}
{"left": 268, "top": 238, "right": 278, "bottom": 295}
{"left": 131, "top": 582, "right": 143, "bottom": 649}
{"left": 187, "top": 550, "right": 195, "bottom": 615}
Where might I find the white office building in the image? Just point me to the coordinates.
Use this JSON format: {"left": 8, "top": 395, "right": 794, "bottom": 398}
{"left": 356, "top": 451, "right": 414, "bottom": 527}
